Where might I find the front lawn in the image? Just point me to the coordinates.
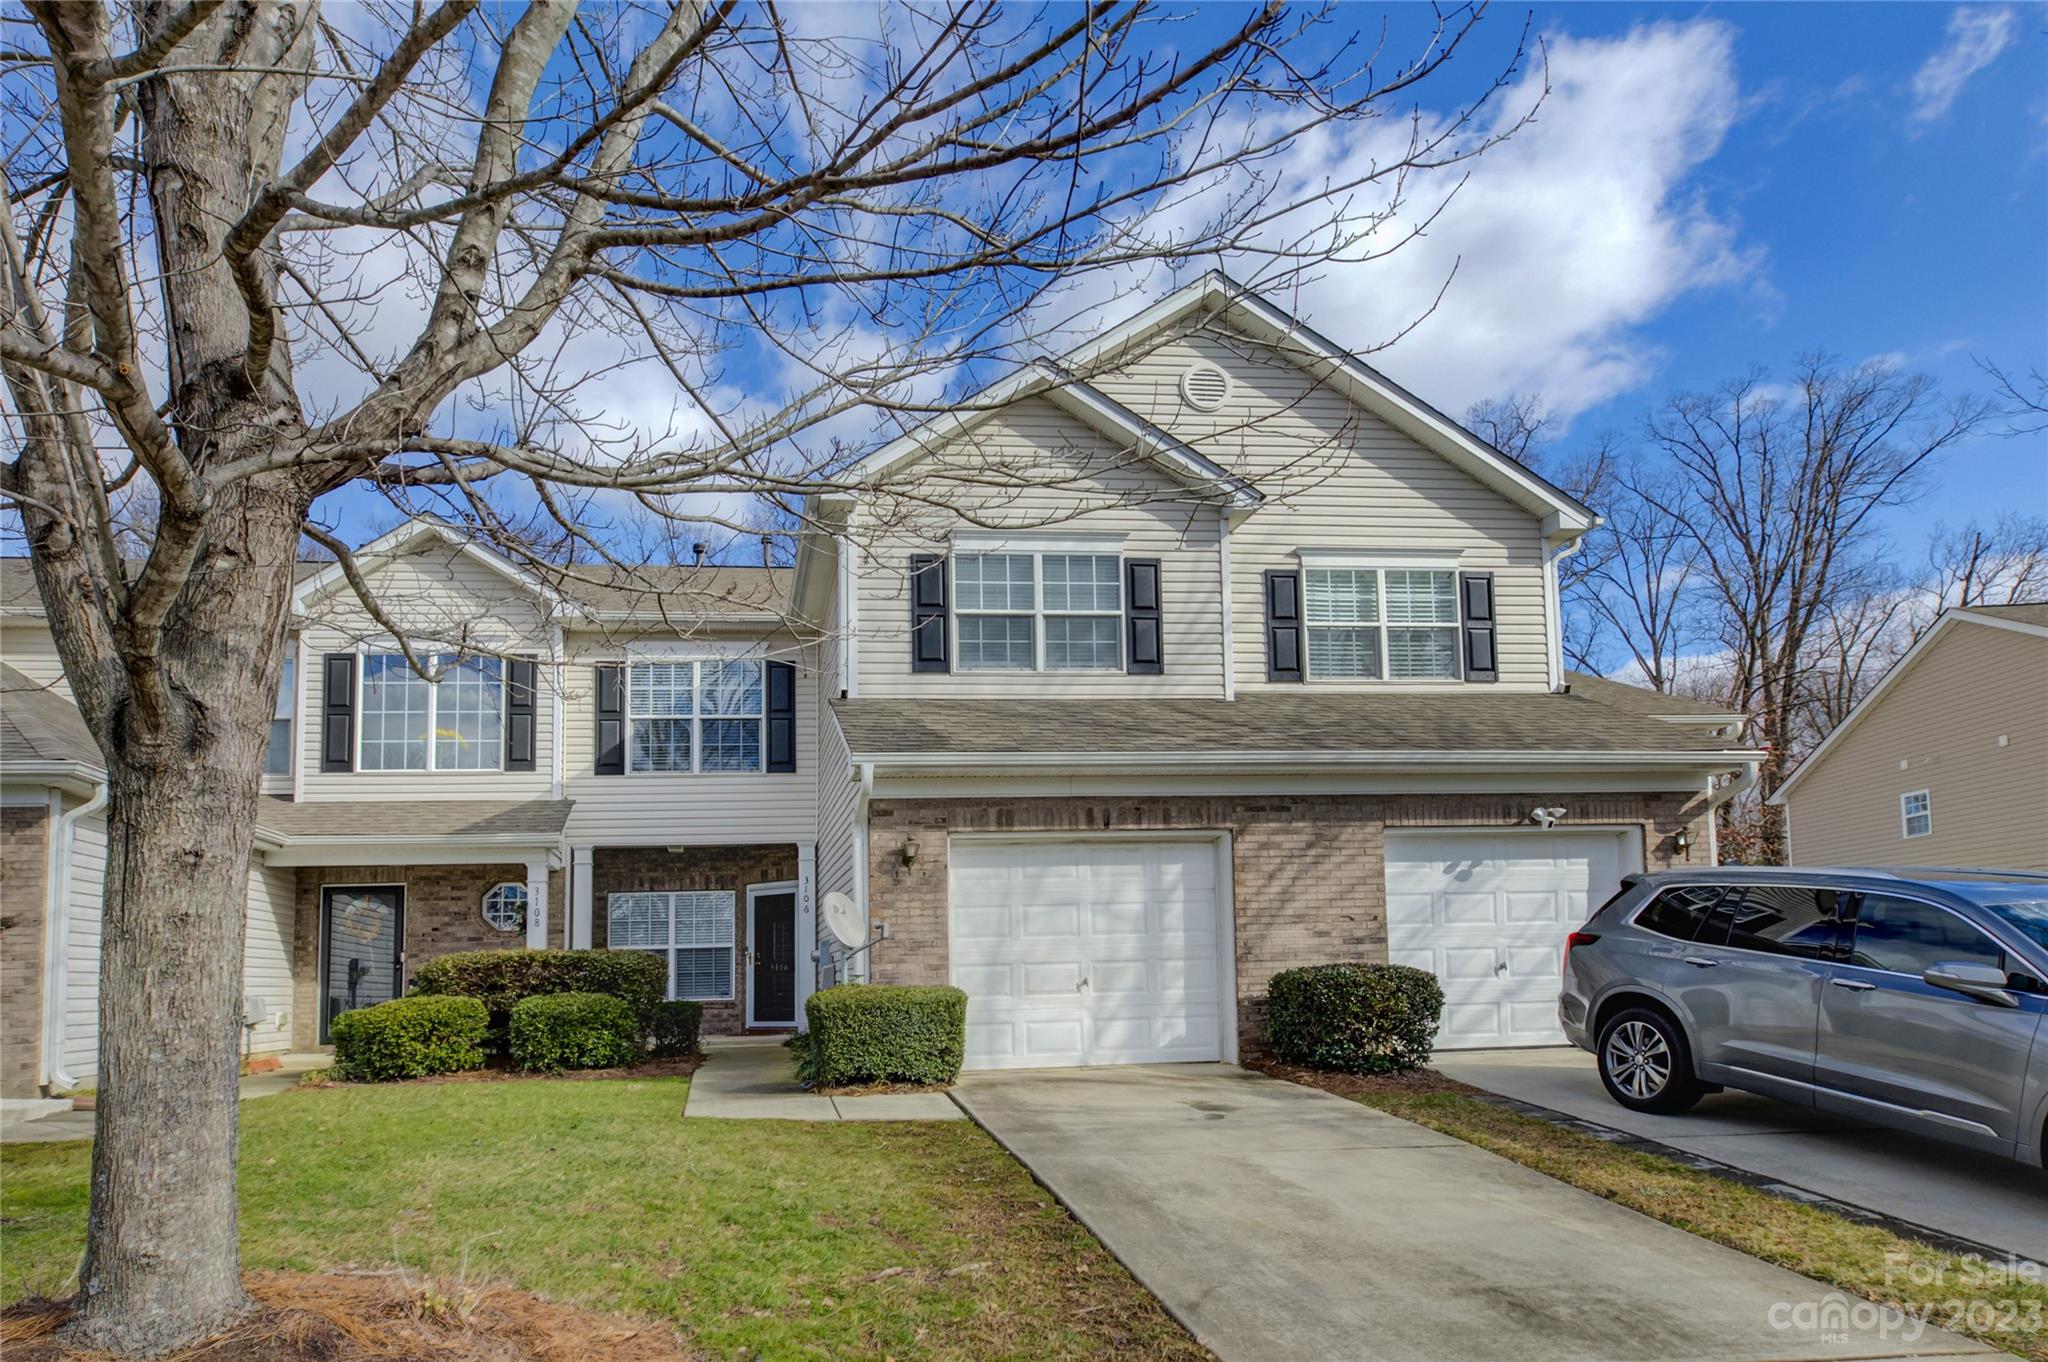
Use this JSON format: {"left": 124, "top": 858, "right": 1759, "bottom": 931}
{"left": 1, "top": 1077, "right": 1206, "bottom": 1361}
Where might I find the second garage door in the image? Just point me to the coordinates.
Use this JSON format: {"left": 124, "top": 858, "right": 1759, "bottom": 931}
{"left": 1385, "top": 829, "right": 1637, "bottom": 1049}
{"left": 948, "top": 838, "right": 1227, "bottom": 1070}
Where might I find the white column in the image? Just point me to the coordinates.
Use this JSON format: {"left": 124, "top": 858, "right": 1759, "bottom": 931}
{"left": 524, "top": 855, "right": 550, "bottom": 949}
{"left": 570, "top": 845, "right": 594, "bottom": 950}
{"left": 795, "top": 841, "right": 817, "bottom": 1024}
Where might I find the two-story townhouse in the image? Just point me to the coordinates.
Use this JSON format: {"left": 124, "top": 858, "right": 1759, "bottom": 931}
{"left": 0, "top": 275, "right": 1762, "bottom": 1101}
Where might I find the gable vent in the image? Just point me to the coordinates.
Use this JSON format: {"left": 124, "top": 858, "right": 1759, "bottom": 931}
{"left": 1180, "top": 362, "right": 1231, "bottom": 412}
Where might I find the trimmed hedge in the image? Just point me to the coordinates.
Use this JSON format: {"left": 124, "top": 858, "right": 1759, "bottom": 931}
{"left": 507, "top": 991, "right": 642, "bottom": 1072}
{"left": 409, "top": 949, "right": 666, "bottom": 1044}
{"left": 805, "top": 984, "right": 966, "bottom": 1087}
{"left": 648, "top": 1000, "right": 703, "bottom": 1058}
{"left": 1265, "top": 962, "right": 1444, "bottom": 1075}
{"left": 330, "top": 995, "right": 488, "bottom": 1082}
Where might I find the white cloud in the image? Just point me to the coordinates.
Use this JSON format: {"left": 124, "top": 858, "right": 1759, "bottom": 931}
{"left": 1908, "top": 6, "right": 2017, "bottom": 126}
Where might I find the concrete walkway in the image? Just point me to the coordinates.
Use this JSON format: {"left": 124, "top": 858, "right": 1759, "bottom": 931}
{"left": 683, "top": 1037, "right": 962, "bottom": 1121}
{"left": 955, "top": 1064, "right": 1989, "bottom": 1362}
{"left": 1436, "top": 1046, "right": 2048, "bottom": 1264}
{"left": 1, "top": 1053, "right": 331, "bottom": 1145}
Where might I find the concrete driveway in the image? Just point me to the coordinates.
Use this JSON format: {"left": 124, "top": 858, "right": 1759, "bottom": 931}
{"left": 1433, "top": 1047, "right": 2048, "bottom": 1264}
{"left": 954, "top": 1064, "right": 1989, "bottom": 1362}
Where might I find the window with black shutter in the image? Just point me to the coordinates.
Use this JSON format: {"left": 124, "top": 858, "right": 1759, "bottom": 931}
{"left": 1263, "top": 570, "right": 1303, "bottom": 682}
{"left": 1124, "top": 558, "right": 1163, "bottom": 675}
{"left": 504, "top": 656, "right": 537, "bottom": 772}
{"left": 1459, "top": 572, "right": 1498, "bottom": 683}
{"left": 766, "top": 660, "right": 797, "bottom": 772}
{"left": 909, "top": 554, "right": 949, "bottom": 673}
{"left": 593, "top": 664, "right": 625, "bottom": 774}
{"left": 320, "top": 653, "right": 356, "bottom": 772}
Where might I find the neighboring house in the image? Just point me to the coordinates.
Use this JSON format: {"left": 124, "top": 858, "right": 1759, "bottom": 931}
{"left": 0, "top": 275, "right": 1764, "bottom": 1098}
{"left": 1771, "top": 603, "right": 2048, "bottom": 872}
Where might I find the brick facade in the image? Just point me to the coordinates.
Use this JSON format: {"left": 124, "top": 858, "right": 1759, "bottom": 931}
{"left": 291, "top": 862, "right": 561, "bottom": 1048}
{"left": 590, "top": 844, "right": 800, "bottom": 1036}
{"left": 865, "top": 790, "right": 1710, "bottom": 1059}
{"left": 0, "top": 806, "right": 51, "bottom": 1097}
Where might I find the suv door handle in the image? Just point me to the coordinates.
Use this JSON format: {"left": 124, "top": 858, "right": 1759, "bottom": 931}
{"left": 1682, "top": 957, "right": 1720, "bottom": 969}
{"left": 1829, "top": 978, "right": 1876, "bottom": 992}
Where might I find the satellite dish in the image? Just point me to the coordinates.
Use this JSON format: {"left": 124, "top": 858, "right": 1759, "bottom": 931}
{"left": 822, "top": 891, "right": 866, "bottom": 949}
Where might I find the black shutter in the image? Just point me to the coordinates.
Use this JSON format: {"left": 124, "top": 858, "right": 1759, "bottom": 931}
{"left": 504, "top": 656, "right": 537, "bottom": 772}
{"left": 1124, "top": 558, "right": 1163, "bottom": 675}
{"left": 1263, "top": 570, "right": 1303, "bottom": 682}
{"left": 909, "top": 554, "right": 949, "bottom": 673}
{"left": 766, "top": 660, "right": 796, "bottom": 772}
{"left": 319, "top": 653, "right": 356, "bottom": 772}
{"left": 594, "top": 664, "right": 626, "bottom": 774}
{"left": 1460, "top": 571, "right": 1498, "bottom": 683}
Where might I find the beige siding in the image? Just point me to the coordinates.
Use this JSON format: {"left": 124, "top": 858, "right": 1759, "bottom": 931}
{"left": 1087, "top": 326, "right": 1553, "bottom": 692}
{"left": 852, "top": 395, "right": 1228, "bottom": 698}
{"left": 244, "top": 856, "right": 296, "bottom": 1055}
{"left": 1784, "top": 621, "right": 2048, "bottom": 870}
{"left": 297, "top": 545, "right": 558, "bottom": 803}
{"left": 560, "top": 632, "right": 819, "bottom": 843}
{"left": 2, "top": 622, "right": 69, "bottom": 697}
{"left": 61, "top": 809, "right": 105, "bottom": 1085}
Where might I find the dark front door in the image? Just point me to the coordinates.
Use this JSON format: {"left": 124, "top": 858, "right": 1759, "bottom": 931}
{"left": 321, "top": 886, "right": 404, "bottom": 1043}
{"left": 750, "top": 890, "right": 798, "bottom": 1026}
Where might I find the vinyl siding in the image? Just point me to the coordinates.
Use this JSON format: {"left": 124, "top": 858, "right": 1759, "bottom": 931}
{"left": 851, "top": 395, "right": 1228, "bottom": 698}
{"left": 1086, "top": 325, "right": 1553, "bottom": 692}
{"left": 1783, "top": 621, "right": 2048, "bottom": 871}
{"left": 244, "top": 856, "right": 296, "bottom": 1055}
{"left": 2, "top": 623, "right": 69, "bottom": 697}
{"left": 61, "top": 809, "right": 105, "bottom": 1085}
{"left": 296, "top": 545, "right": 558, "bottom": 803}
{"left": 560, "top": 631, "right": 820, "bottom": 843}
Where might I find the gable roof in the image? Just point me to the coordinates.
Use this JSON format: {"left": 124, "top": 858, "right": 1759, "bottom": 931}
{"left": 0, "top": 664, "right": 102, "bottom": 776}
{"left": 848, "top": 359, "right": 1263, "bottom": 510}
{"left": 1769, "top": 603, "right": 2048, "bottom": 805}
{"left": 1563, "top": 671, "right": 1743, "bottom": 725}
{"left": 1057, "top": 272, "right": 1598, "bottom": 538}
{"left": 291, "top": 519, "right": 567, "bottom": 615}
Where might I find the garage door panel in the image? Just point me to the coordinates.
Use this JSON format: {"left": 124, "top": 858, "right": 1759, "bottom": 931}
{"left": 953, "top": 962, "right": 1013, "bottom": 998}
{"left": 1440, "top": 892, "right": 1498, "bottom": 926}
{"left": 952, "top": 904, "right": 1012, "bottom": 940}
{"left": 1440, "top": 946, "right": 1498, "bottom": 981}
{"left": 1505, "top": 891, "right": 1564, "bottom": 922}
{"left": 1089, "top": 900, "right": 1149, "bottom": 936}
{"left": 1020, "top": 902, "right": 1080, "bottom": 937}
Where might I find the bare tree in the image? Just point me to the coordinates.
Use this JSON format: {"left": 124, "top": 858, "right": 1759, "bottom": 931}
{"left": 0, "top": 1, "right": 1538, "bottom": 1350}
{"left": 1923, "top": 513, "right": 2048, "bottom": 610}
{"left": 1572, "top": 452, "right": 1699, "bottom": 688}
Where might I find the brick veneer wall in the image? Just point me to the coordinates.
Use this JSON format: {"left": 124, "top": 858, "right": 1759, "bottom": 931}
{"left": 865, "top": 791, "right": 1709, "bottom": 1059}
{"left": 291, "top": 863, "right": 558, "bottom": 1048}
{"left": 590, "top": 844, "right": 800, "bottom": 1036}
{"left": 0, "top": 806, "right": 51, "bottom": 1097}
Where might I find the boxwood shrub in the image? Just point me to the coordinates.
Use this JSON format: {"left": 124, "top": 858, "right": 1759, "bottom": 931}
{"left": 649, "top": 1000, "right": 703, "bottom": 1058}
{"left": 507, "top": 991, "right": 642, "bottom": 1072}
{"left": 330, "top": 995, "right": 487, "bottom": 1082}
{"left": 1265, "top": 962, "right": 1444, "bottom": 1074}
{"left": 409, "top": 948, "right": 666, "bottom": 1044}
{"left": 805, "top": 984, "right": 966, "bottom": 1087}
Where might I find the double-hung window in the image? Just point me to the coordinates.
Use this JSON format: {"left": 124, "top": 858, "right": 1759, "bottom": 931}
{"left": 359, "top": 652, "right": 504, "bottom": 771}
{"left": 1303, "top": 564, "right": 1460, "bottom": 680}
{"left": 263, "top": 656, "right": 295, "bottom": 776}
{"left": 954, "top": 548, "right": 1122, "bottom": 671}
{"left": 607, "top": 890, "right": 735, "bottom": 1000}
{"left": 626, "top": 659, "right": 764, "bottom": 773}
{"left": 1900, "top": 790, "right": 1932, "bottom": 839}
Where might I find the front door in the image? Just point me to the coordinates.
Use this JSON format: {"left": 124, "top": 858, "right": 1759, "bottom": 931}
{"left": 320, "top": 886, "right": 404, "bottom": 1043}
{"left": 748, "top": 888, "right": 798, "bottom": 1027}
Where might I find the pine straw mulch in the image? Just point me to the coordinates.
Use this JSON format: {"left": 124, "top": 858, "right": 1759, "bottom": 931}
{"left": 1, "top": 1271, "right": 693, "bottom": 1362}
{"left": 1243, "top": 1058, "right": 1482, "bottom": 1100}
{"left": 298, "top": 1054, "right": 702, "bottom": 1088}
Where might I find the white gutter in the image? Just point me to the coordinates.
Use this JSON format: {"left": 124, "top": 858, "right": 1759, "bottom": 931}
{"left": 854, "top": 747, "right": 1768, "bottom": 771}
{"left": 41, "top": 779, "right": 106, "bottom": 1093}
{"left": 1708, "top": 759, "right": 1760, "bottom": 811}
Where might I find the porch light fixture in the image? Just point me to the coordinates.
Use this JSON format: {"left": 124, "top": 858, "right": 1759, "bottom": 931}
{"left": 899, "top": 834, "right": 921, "bottom": 869}
{"left": 1673, "top": 826, "right": 1695, "bottom": 859}
{"left": 1529, "top": 806, "right": 1568, "bottom": 829}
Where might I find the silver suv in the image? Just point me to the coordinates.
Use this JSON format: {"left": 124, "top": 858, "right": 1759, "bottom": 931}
{"left": 1559, "top": 867, "right": 2048, "bottom": 1165}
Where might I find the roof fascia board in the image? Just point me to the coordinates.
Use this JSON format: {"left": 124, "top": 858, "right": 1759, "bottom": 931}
{"left": 853, "top": 747, "right": 1763, "bottom": 772}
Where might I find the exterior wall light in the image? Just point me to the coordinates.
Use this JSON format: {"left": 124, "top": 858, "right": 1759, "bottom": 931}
{"left": 899, "top": 834, "right": 920, "bottom": 868}
{"left": 1673, "top": 826, "right": 1695, "bottom": 859}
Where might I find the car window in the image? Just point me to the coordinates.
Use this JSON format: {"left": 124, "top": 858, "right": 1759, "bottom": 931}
{"left": 1716, "top": 886, "right": 1850, "bottom": 960}
{"left": 1848, "top": 894, "right": 2008, "bottom": 977}
{"left": 1634, "top": 886, "right": 1725, "bottom": 941}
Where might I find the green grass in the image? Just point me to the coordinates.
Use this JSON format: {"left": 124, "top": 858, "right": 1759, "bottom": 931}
{"left": 1353, "top": 1089, "right": 2048, "bottom": 1362}
{"left": 1, "top": 1078, "right": 1206, "bottom": 1361}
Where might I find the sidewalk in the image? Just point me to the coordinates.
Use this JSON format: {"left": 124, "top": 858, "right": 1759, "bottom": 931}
{"left": 683, "top": 1036, "right": 962, "bottom": 1121}
{"left": 0, "top": 1053, "right": 330, "bottom": 1145}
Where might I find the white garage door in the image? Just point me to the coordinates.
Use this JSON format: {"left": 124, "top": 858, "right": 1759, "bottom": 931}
{"left": 949, "top": 839, "right": 1226, "bottom": 1070}
{"left": 1385, "top": 830, "right": 1635, "bottom": 1049}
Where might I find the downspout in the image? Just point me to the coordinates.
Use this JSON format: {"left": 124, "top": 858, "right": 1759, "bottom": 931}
{"left": 41, "top": 779, "right": 107, "bottom": 1094}
{"left": 850, "top": 761, "right": 874, "bottom": 984}
{"left": 1542, "top": 535, "right": 1584, "bottom": 692}
{"left": 1217, "top": 511, "right": 1236, "bottom": 701}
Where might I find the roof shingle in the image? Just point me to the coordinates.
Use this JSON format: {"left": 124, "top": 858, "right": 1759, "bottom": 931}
{"left": 0, "top": 665, "right": 101, "bottom": 771}
{"left": 255, "top": 796, "right": 573, "bottom": 840}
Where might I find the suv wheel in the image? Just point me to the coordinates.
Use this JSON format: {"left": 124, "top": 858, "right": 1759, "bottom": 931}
{"left": 1596, "top": 1007, "right": 1704, "bottom": 1114}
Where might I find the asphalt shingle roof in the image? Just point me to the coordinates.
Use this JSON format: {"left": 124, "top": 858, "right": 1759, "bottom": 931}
{"left": 0, "top": 665, "right": 101, "bottom": 770}
{"left": 831, "top": 689, "right": 1758, "bottom": 759}
{"left": 1964, "top": 601, "right": 2048, "bottom": 628}
{"left": 255, "top": 796, "right": 573, "bottom": 840}
{"left": 1561, "top": 671, "right": 1741, "bottom": 721}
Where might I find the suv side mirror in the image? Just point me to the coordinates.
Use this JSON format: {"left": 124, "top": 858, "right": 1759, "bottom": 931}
{"left": 1922, "top": 961, "right": 2020, "bottom": 1008}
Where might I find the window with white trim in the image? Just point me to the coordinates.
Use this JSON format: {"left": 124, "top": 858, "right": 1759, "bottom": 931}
{"left": 481, "top": 882, "right": 527, "bottom": 933}
{"left": 1901, "top": 790, "right": 1932, "bottom": 839}
{"left": 359, "top": 652, "right": 504, "bottom": 771}
{"left": 607, "top": 890, "right": 736, "bottom": 1000}
{"left": 626, "top": 659, "right": 764, "bottom": 773}
{"left": 263, "top": 656, "right": 295, "bottom": 776}
{"left": 954, "top": 549, "right": 1122, "bottom": 671}
{"left": 1304, "top": 566, "right": 1460, "bottom": 680}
